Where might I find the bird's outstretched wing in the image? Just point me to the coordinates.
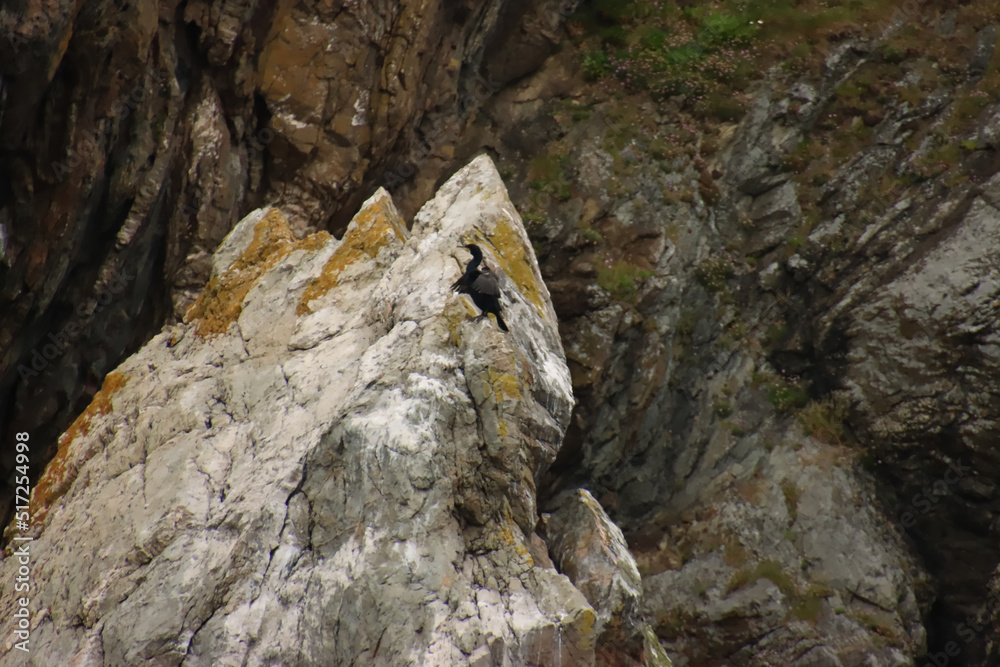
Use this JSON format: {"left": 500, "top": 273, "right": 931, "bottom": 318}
{"left": 450, "top": 276, "right": 470, "bottom": 293}
{"left": 471, "top": 266, "right": 501, "bottom": 296}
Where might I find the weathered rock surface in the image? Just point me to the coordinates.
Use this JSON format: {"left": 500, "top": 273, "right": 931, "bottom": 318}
{"left": 544, "top": 489, "right": 672, "bottom": 666}
{"left": 0, "top": 157, "right": 668, "bottom": 666}
{"left": 5, "top": 1, "right": 1000, "bottom": 665}
{"left": 638, "top": 433, "right": 927, "bottom": 666}
{"left": 465, "top": 8, "right": 1000, "bottom": 665}
{"left": 0, "top": 0, "right": 577, "bottom": 527}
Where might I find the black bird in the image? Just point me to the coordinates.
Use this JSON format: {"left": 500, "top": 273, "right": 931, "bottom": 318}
{"left": 451, "top": 243, "right": 509, "bottom": 332}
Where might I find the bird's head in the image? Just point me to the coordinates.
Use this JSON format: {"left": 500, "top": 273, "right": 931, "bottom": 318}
{"left": 463, "top": 243, "right": 483, "bottom": 259}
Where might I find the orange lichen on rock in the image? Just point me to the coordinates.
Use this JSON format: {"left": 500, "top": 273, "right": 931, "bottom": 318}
{"left": 498, "top": 515, "right": 532, "bottom": 560}
{"left": 487, "top": 219, "right": 547, "bottom": 317}
{"left": 296, "top": 194, "right": 408, "bottom": 315}
{"left": 18, "top": 371, "right": 129, "bottom": 537}
{"left": 184, "top": 208, "right": 331, "bottom": 335}
{"left": 566, "top": 606, "right": 598, "bottom": 651}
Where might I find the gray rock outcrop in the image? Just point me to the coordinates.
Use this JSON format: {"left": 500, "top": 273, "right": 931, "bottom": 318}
{"left": 0, "top": 157, "right": 660, "bottom": 666}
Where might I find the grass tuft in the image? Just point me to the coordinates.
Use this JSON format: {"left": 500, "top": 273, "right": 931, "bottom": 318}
{"left": 597, "top": 259, "right": 653, "bottom": 302}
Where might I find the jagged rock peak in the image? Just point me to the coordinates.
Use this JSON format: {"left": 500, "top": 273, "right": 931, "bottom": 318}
{"left": 0, "top": 156, "right": 607, "bottom": 666}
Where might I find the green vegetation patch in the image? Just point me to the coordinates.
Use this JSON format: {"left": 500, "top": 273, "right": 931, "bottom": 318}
{"left": 798, "top": 399, "right": 846, "bottom": 444}
{"left": 597, "top": 259, "right": 653, "bottom": 302}
{"left": 727, "top": 559, "right": 796, "bottom": 597}
{"left": 768, "top": 381, "right": 809, "bottom": 412}
{"left": 569, "top": 0, "right": 906, "bottom": 121}
{"left": 694, "top": 254, "right": 736, "bottom": 292}
{"left": 781, "top": 482, "right": 800, "bottom": 522}
{"left": 528, "top": 152, "right": 573, "bottom": 201}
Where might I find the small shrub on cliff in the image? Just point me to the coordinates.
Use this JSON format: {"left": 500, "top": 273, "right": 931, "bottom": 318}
{"left": 675, "top": 307, "right": 698, "bottom": 338}
{"left": 754, "top": 371, "right": 809, "bottom": 413}
{"left": 768, "top": 381, "right": 809, "bottom": 413}
{"left": 799, "top": 399, "right": 846, "bottom": 444}
{"left": 713, "top": 400, "right": 733, "bottom": 418}
{"left": 695, "top": 254, "right": 735, "bottom": 292}
{"left": 699, "top": 9, "right": 756, "bottom": 46}
{"left": 597, "top": 258, "right": 653, "bottom": 302}
{"left": 577, "top": 221, "right": 602, "bottom": 244}
{"left": 582, "top": 49, "right": 612, "bottom": 81}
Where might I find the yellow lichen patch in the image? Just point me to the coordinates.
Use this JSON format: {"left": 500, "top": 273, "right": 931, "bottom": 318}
{"left": 496, "top": 416, "right": 509, "bottom": 439}
{"left": 442, "top": 303, "right": 470, "bottom": 347}
{"left": 486, "top": 219, "right": 547, "bottom": 317}
{"left": 296, "top": 196, "right": 408, "bottom": 315}
{"left": 26, "top": 371, "right": 129, "bottom": 533}
{"left": 488, "top": 368, "right": 522, "bottom": 403}
{"left": 297, "top": 231, "right": 334, "bottom": 254}
{"left": 186, "top": 210, "right": 287, "bottom": 334}
{"left": 487, "top": 368, "right": 521, "bottom": 439}
{"left": 498, "top": 516, "right": 532, "bottom": 560}
{"left": 184, "top": 209, "right": 332, "bottom": 335}
{"left": 564, "top": 606, "right": 598, "bottom": 651}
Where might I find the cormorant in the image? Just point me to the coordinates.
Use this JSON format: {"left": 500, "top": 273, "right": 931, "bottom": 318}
{"left": 451, "top": 243, "right": 509, "bottom": 332}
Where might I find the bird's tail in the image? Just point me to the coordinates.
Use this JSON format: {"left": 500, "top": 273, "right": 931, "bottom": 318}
{"left": 495, "top": 313, "right": 509, "bottom": 332}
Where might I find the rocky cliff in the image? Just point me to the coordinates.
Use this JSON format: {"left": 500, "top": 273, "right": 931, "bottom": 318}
{"left": 3, "top": 0, "right": 1000, "bottom": 665}
{"left": 0, "top": 157, "right": 668, "bottom": 665}
{"left": 0, "top": 0, "right": 578, "bottom": 524}
{"left": 474, "top": 3, "right": 999, "bottom": 664}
